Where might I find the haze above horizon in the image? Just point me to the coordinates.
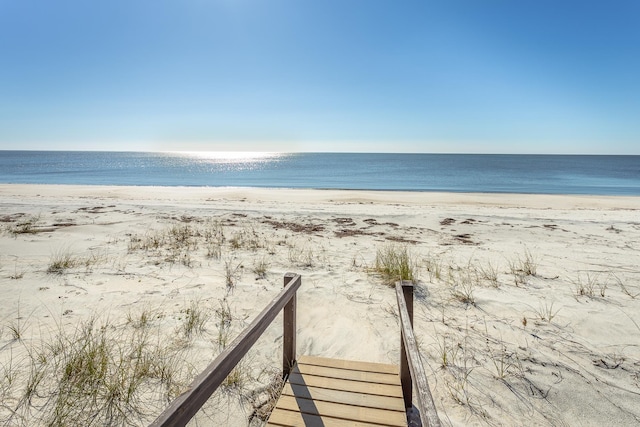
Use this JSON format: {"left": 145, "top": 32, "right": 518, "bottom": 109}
{"left": 1, "top": 1, "right": 639, "bottom": 154}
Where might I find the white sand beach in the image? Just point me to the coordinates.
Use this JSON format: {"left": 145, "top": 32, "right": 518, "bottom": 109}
{"left": 1, "top": 184, "right": 639, "bottom": 426}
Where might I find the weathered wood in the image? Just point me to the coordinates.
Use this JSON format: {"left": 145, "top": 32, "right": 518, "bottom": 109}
{"left": 267, "top": 408, "right": 384, "bottom": 427}
{"left": 268, "top": 356, "right": 407, "bottom": 426}
{"left": 298, "top": 354, "right": 398, "bottom": 375}
{"left": 150, "top": 273, "right": 302, "bottom": 427}
{"left": 296, "top": 363, "right": 401, "bottom": 385}
{"left": 280, "top": 382, "right": 405, "bottom": 412}
{"left": 267, "top": 356, "right": 407, "bottom": 427}
{"left": 273, "top": 394, "right": 406, "bottom": 426}
{"left": 287, "top": 371, "right": 403, "bottom": 398}
{"left": 283, "top": 272, "right": 297, "bottom": 378}
{"left": 399, "top": 281, "right": 413, "bottom": 409}
{"left": 396, "top": 282, "right": 442, "bottom": 427}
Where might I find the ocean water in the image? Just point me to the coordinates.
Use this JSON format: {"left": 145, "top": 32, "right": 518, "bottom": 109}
{"left": 0, "top": 151, "right": 639, "bottom": 195}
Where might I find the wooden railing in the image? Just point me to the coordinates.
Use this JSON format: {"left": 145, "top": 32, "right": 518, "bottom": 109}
{"left": 396, "top": 281, "right": 441, "bottom": 427}
{"left": 150, "top": 273, "right": 302, "bottom": 427}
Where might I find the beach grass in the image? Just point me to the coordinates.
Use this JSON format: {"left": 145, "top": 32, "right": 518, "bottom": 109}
{"left": 2, "top": 186, "right": 640, "bottom": 426}
{"left": 0, "top": 302, "right": 223, "bottom": 426}
{"left": 373, "top": 244, "right": 416, "bottom": 285}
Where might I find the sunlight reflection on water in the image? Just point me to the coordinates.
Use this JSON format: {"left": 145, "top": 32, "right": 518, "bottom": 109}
{"left": 171, "top": 151, "right": 285, "bottom": 164}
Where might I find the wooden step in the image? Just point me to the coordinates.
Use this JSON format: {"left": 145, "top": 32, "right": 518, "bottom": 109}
{"left": 267, "top": 356, "right": 407, "bottom": 427}
{"left": 280, "top": 382, "right": 405, "bottom": 412}
{"left": 273, "top": 395, "right": 406, "bottom": 426}
{"left": 267, "top": 408, "right": 387, "bottom": 427}
{"left": 298, "top": 355, "right": 399, "bottom": 375}
{"left": 296, "top": 362, "right": 401, "bottom": 385}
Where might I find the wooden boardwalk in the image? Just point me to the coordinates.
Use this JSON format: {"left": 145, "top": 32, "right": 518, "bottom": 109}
{"left": 151, "top": 275, "right": 439, "bottom": 427}
{"left": 267, "top": 355, "right": 407, "bottom": 427}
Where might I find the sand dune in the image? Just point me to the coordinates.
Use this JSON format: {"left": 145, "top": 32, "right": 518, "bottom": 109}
{"left": 1, "top": 184, "right": 639, "bottom": 426}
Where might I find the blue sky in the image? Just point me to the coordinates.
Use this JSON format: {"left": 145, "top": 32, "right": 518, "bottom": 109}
{"left": 1, "top": 0, "right": 638, "bottom": 154}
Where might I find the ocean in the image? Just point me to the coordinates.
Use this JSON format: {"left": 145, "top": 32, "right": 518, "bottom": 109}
{"left": 0, "top": 151, "right": 639, "bottom": 195}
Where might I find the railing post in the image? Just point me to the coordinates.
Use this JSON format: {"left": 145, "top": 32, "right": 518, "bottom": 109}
{"left": 400, "top": 281, "right": 414, "bottom": 409}
{"left": 283, "top": 273, "right": 297, "bottom": 378}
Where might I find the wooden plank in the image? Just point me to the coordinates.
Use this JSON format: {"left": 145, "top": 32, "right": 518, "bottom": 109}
{"left": 396, "top": 282, "right": 442, "bottom": 427}
{"left": 287, "top": 372, "right": 403, "bottom": 398}
{"left": 150, "top": 273, "right": 302, "bottom": 427}
{"left": 267, "top": 408, "right": 386, "bottom": 427}
{"left": 295, "top": 363, "right": 401, "bottom": 385}
{"left": 273, "top": 394, "right": 407, "bottom": 426}
{"left": 298, "top": 355, "right": 398, "bottom": 375}
{"left": 280, "top": 382, "right": 406, "bottom": 412}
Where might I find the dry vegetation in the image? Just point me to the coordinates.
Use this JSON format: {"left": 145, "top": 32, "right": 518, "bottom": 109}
{"left": 2, "top": 201, "right": 640, "bottom": 426}
{"left": 1, "top": 214, "right": 293, "bottom": 425}
{"left": 373, "top": 243, "right": 417, "bottom": 285}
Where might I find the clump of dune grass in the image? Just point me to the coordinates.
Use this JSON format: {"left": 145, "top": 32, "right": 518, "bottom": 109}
{"left": 0, "top": 312, "right": 195, "bottom": 426}
{"left": 47, "top": 248, "right": 78, "bottom": 274}
{"left": 229, "top": 223, "right": 264, "bottom": 251}
{"left": 424, "top": 253, "right": 444, "bottom": 282}
{"left": 571, "top": 272, "right": 608, "bottom": 298}
{"left": 214, "top": 299, "right": 234, "bottom": 349}
{"left": 508, "top": 248, "right": 538, "bottom": 278}
{"left": 224, "top": 257, "right": 243, "bottom": 290}
{"left": 127, "top": 219, "right": 230, "bottom": 265}
{"left": 179, "top": 300, "right": 210, "bottom": 338}
{"left": 436, "top": 335, "right": 459, "bottom": 368}
{"left": 9, "top": 214, "right": 42, "bottom": 235}
{"left": 447, "top": 267, "right": 477, "bottom": 305}
{"left": 477, "top": 260, "right": 500, "bottom": 287}
{"left": 8, "top": 320, "right": 24, "bottom": 341}
{"left": 535, "top": 300, "right": 560, "bottom": 323}
{"left": 287, "top": 241, "right": 316, "bottom": 268}
{"left": 46, "top": 248, "right": 106, "bottom": 275}
{"left": 81, "top": 250, "right": 109, "bottom": 273}
{"left": 221, "top": 360, "right": 251, "bottom": 391}
{"left": 488, "top": 342, "right": 517, "bottom": 380}
{"left": 203, "top": 219, "right": 225, "bottom": 243}
{"left": 128, "top": 223, "right": 200, "bottom": 267}
{"left": 128, "top": 229, "right": 164, "bottom": 252}
{"left": 126, "top": 306, "right": 163, "bottom": 330}
{"left": 252, "top": 257, "right": 269, "bottom": 279}
{"left": 373, "top": 244, "right": 416, "bottom": 286}
{"left": 206, "top": 241, "right": 223, "bottom": 260}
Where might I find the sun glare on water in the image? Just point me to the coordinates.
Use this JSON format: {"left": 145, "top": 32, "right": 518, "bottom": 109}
{"left": 172, "top": 151, "right": 283, "bottom": 164}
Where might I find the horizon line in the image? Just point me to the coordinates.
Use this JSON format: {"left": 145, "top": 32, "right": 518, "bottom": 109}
{"left": 0, "top": 149, "right": 638, "bottom": 156}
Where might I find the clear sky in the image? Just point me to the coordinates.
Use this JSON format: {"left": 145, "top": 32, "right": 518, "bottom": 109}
{"left": 1, "top": 0, "right": 639, "bottom": 154}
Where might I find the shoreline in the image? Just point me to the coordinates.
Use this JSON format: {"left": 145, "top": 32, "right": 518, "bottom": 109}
{"left": 3, "top": 183, "right": 640, "bottom": 209}
{"left": 1, "top": 183, "right": 639, "bottom": 426}
{"left": 3, "top": 181, "right": 640, "bottom": 197}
